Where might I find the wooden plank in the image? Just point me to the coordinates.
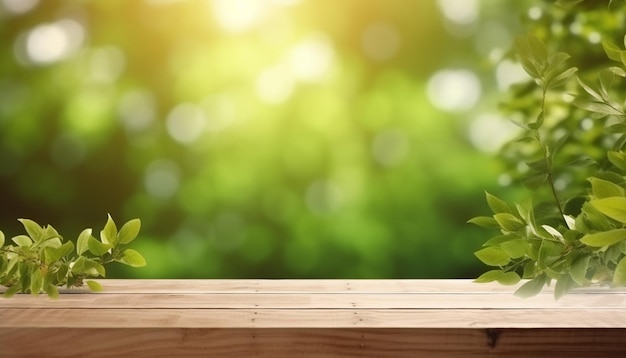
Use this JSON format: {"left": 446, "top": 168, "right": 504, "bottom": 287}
{"left": 2, "top": 308, "right": 626, "bottom": 329}
{"left": 1, "top": 292, "right": 626, "bottom": 309}
{"left": 58, "top": 279, "right": 624, "bottom": 294}
{"left": 1, "top": 328, "right": 625, "bottom": 358}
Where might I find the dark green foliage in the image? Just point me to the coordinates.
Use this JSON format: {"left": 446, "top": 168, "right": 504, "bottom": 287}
{"left": 470, "top": 0, "right": 626, "bottom": 299}
{"left": 0, "top": 215, "right": 146, "bottom": 298}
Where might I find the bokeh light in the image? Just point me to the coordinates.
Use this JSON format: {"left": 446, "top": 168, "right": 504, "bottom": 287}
{"left": 0, "top": 0, "right": 533, "bottom": 279}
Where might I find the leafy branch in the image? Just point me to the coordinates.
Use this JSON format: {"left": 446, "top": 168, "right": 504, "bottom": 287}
{"left": 470, "top": 29, "right": 626, "bottom": 299}
{"left": 0, "top": 215, "right": 146, "bottom": 298}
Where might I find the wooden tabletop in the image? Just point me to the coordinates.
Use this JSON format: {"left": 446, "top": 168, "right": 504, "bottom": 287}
{"left": 2, "top": 279, "right": 626, "bottom": 357}
{"left": 1, "top": 279, "right": 626, "bottom": 329}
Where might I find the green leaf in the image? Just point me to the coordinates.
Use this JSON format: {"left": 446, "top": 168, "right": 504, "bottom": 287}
{"left": 118, "top": 218, "right": 141, "bottom": 245}
{"left": 44, "top": 284, "right": 59, "bottom": 299}
{"left": 118, "top": 249, "right": 147, "bottom": 267}
{"left": 603, "top": 40, "right": 623, "bottom": 62}
{"left": 580, "top": 229, "right": 626, "bottom": 247}
{"left": 613, "top": 257, "right": 626, "bottom": 285}
{"left": 0, "top": 230, "right": 4, "bottom": 247}
{"left": 76, "top": 228, "right": 92, "bottom": 255}
{"left": 3, "top": 283, "right": 22, "bottom": 298}
{"left": 101, "top": 214, "right": 118, "bottom": 246}
{"left": 485, "top": 192, "right": 512, "bottom": 214}
{"left": 88, "top": 236, "right": 112, "bottom": 256}
{"left": 467, "top": 216, "right": 499, "bottom": 229}
{"left": 474, "top": 270, "right": 504, "bottom": 283}
{"left": 514, "top": 273, "right": 547, "bottom": 298}
{"left": 86, "top": 280, "right": 103, "bottom": 292}
{"left": 589, "top": 177, "right": 625, "bottom": 199}
{"left": 590, "top": 197, "right": 626, "bottom": 223}
{"left": 555, "top": 0, "right": 584, "bottom": 6}
{"left": 555, "top": 274, "right": 577, "bottom": 300}
{"left": 493, "top": 213, "right": 525, "bottom": 232}
{"left": 497, "top": 271, "right": 521, "bottom": 286}
{"left": 522, "top": 173, "right": 548, "bottom": 190}
{"left": 500, "top": 239, "right": 528, "bottom": 259}
{"left": 30, "top": 269, "right": 43, "bottom": 296}
{"left": 11, "top": 235, "right": 32, "bottom": 247}
{"left": 570, "top": 256, "right": 590, "bottom": 286}
{"left": 475, "top": 247, "right": 510, "bottom": 266}
{"left": 608, "top": 151, "right": 626, "bottom": 171}
{"left": 547, "top": 66, "right": 577, "bottom": 89}
{"left": 573, "top": 98, "right": 624, "bottom": 116}
{"left": 43, "top": 241, "right": 74, "bottom": 266}
{"left": 71, "top": 256, "right": 105, "bottom": 276}
{"left": 18, "top": 219, "right": 43, "bottom": 242}
{"left": 483, "top": 235, "right": 519, "bottom": 247}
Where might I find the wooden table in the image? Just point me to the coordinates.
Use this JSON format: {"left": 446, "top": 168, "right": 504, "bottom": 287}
{"left": 1, "top": 279, "right": 625, "bottom": 357}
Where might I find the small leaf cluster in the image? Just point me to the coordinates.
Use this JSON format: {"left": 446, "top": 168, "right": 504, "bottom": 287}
{"left": 0, "top": 215, "right": 146, "bottom": 298}
{"left": 471, "top": 25, "right": 626, "bottom": 299}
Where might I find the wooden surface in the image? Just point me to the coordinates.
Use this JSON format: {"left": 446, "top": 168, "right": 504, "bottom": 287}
{"left": 1, "top": 279, "right": 626, "bottom": 357}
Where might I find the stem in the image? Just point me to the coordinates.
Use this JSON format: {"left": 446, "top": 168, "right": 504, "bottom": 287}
{"left": 539, "top": 87, "right": 566, "bottom": 224}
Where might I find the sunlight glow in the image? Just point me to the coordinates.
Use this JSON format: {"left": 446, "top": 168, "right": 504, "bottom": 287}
{"left": 495, "top": 60, "right": 529, "bottom": 90}
{"left": 144, "top": 159, "right": 181, "bottom": 199}
{"left": 289, "top": 34, "right": 335, "bottom": 82}
{"left": 210, "top": 0, "right": 266, "bottom": 33}
{"left": 427, "top": 69, "right": 481, "bottom": 112}
{"left": 437, "top": 0, "right": 479, "bottom": 25}
{"left": 1, "top": 0, "right": 38, "bottom": 14}
{"left": 256, "top": 65, "right": 295, "bottom": 104}
{"left": 119, "top": 90, "right": 157, "bottom": 133}
{"left": 23, "top": 19, "right": 84, "bottom": 65}
{"left": 468, "top": 113, "right": 520, "bottom": 153}
{"left": 166, "top": 103, "right": 206, "bottom": 144}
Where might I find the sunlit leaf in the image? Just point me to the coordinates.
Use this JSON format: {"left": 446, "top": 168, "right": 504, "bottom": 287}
{"left": 118, "top": 218, "right": 141, "bottom": 245}
{"left": 18, "top": 219, "right": 43, "bottom": 242}
{"left": 0, "top": 230, "right": 4, "bottom": 247}
{"left": 590, "top": 197, "right": 626, "bottom": 223}
{"left": 580, "top": 229, "right": 626, "bottom": 247}
{"left": 11, "top": 235, "right": 32, "bottom": 247}
{"left": 467, "top": 216, "right": 499, "bottom": 229}
{"left": 497, "top": 271, "right": 521, "bottom": 286}
{"left": 86, "top": 280, "right": 103, "bottom": 292}
{"left": 44, "top": 284, "right": 59, "bottom": 299}
{"left": 101, "top": 214, "right": 118, "bottom": 246}
{"left": 485, "top": 192, "right": 512, "bottom": 214}
{"left": 588, "top": 177, "right": 625, "bottom": 199}
{"left": 77, "top": 228, "right": 92, "bottom": 255}
{"left": 493, "top": 213, "right": 525, "bottom": 232}
{"left": 118, "top": 249, "right": 147, "bottom": 267}
{"left": 500, "top": 239, "right": 528, "bottom": 259}
{"left": 43, "top": 241, "right": 74, "bottom": 266}
{"left": 474, "top": 270, "right": 504, "bottom": 283}
{"left": 475, "top": 247, "right": 510, "bottom": 266}
{"left": 88, "top": 236, "right": 112, "bottom": 256}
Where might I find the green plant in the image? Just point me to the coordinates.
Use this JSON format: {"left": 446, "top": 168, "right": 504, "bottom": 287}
{"left": 470, "top": 1, "right": 626, "bottom": 299}
{"left": 0, "top": 215, "right": 146, "bottom": 298}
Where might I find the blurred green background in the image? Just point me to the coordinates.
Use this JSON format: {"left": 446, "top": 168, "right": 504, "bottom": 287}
{"left": 0, "top": 0, "right": 533, "bottom": 278}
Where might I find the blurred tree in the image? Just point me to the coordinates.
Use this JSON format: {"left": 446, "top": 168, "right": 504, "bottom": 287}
{"left": 0, "top": 0, "right": 530, "bottom": 278}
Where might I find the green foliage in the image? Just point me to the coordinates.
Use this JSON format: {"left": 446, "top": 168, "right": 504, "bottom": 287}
{"left": 0, "top": 215, "right": 145, "bottom": 298}
{"left": 470, "top": 0, "right": 626, "bottom": 299}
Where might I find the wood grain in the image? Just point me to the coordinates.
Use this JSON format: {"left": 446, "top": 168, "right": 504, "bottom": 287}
{"left": 1, "top": 279, "right": 625, "bottom": 357}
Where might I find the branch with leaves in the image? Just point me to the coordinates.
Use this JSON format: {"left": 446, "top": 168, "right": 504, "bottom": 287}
{"left": 0, "top": 215, "right": 146, "bottom": 298}
{"left": 470, "top": 28, "right": 626, "bottom": 299}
